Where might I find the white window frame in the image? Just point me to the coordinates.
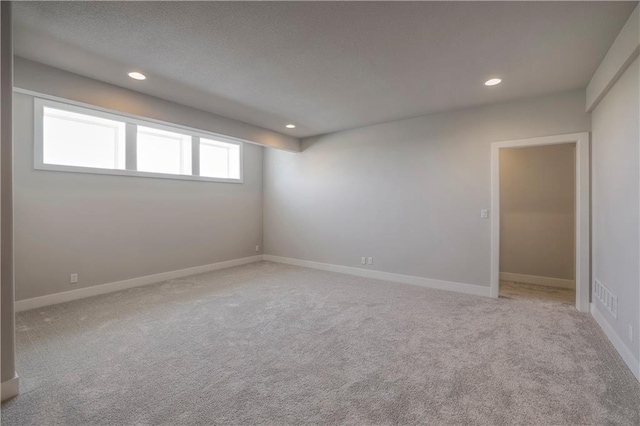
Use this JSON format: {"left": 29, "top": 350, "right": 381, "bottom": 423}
{"left": 136, "top": 124, "right": 193, "bottom": 176}
{"left": 34, "top": 97, "right": 244, "bottom": 184}
{"left": 41, "top": 106, "right": 127, "bottom": 170}
{"left": 199, "top": 137, "right": 241, "bottom": 179}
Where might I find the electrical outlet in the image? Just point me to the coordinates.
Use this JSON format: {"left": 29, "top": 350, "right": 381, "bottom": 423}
{"left": 480, "top": 209, "right": 489, "bottom": 219}
{"left": 361, "top": 257, "right": 366, "bottom": 265}
{"left": 367, "top": 257, "right": 373, "bottom": 265}
{"left": 255, "top": 245, "right": 260, "bottom": 252}
{"left": 70, "top": 273, "right": 78, "bottom": 284}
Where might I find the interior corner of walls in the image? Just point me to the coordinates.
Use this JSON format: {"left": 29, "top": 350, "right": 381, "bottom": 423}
{"left": 590, "top": 303, "right": 640, "bottom": 381}
{"left": 263, "top": 255, "right": 491, "bottom": 298}
{"left": 1, "top": 375, "right": 19, "bottom": 402}
{"left": 499, "top": 272, "right": 575, "bottom": 289}
{"left": 586, "top": 5, "right": 640, "bottom": 112}
{"left": 15, "top": 255, "right": 264, "bottom": 312}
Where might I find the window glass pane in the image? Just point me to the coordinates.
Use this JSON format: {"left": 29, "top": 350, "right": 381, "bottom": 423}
{"left": 137, "top": 126, "right": 192, "bottom": 175}
{"left": 200, "top": 138, "right": 240, "bottom": 179}
{"left": 39, "top": 101, "right": 243, "bottom": 183}
{"left": 43, "top": 107, "right": 126, "bottom": 169}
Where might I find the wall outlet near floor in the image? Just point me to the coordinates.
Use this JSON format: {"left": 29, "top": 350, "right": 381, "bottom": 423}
{"left": 255, "top": 245, "right": 260, "bottom": 252}
{"left": 594, "top": 279, "right": 617, "bottom": 319}
{"left": 480, "top": 209, "right": 489, "bottom": 219}
{"left": 361, "top": 256, "right": 374, "bottom": 265}
{"left": 70, "top": 273, "right": 78, "bottom": 284}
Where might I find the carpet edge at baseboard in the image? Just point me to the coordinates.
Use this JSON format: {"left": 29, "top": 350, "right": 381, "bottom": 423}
{"left": 499, "top": 272, "right": 575, "bottom": 289}
{"left": 590, "top": 302, "right": 640, "bottom": 382}
{"left": 263, "top": 254, "right": 491, "bottom": 297}
{"left": 1, "top": 375, "right": 19, "bottom": 402}
{"left": 15, "top": 255, "right": 265, "bottom": 312}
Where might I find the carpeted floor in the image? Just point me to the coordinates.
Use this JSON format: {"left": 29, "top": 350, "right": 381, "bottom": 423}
{"left": 499, "top": 280, "right": 576, "bottom": 304}
{"left": 2, "top": 261, "right": 639, "bottom": 425}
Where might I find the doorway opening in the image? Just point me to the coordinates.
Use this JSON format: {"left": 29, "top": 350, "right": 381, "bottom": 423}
{"left": 499, "top": 143, "right": 576, "bottom": 304}
{"left": 490, "top": 133, "right": 590, "bottom": 312}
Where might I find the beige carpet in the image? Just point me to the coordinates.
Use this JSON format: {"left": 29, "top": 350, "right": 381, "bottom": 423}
{"left": 499, "top": 280, "right": 575, "bottom": 304}
{"left": 2, "top": 261, "right": 639, "bottom": 425}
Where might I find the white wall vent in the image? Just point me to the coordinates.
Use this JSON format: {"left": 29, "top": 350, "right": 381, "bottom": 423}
{"left": 594, "top": 279, "right": 617, "bottom": 319}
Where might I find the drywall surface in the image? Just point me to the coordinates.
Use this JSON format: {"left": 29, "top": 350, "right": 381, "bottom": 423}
{"left": 13, "top": 92, "right": 264, "bottom": 301}
{"left": 14, "top": 58, "right": 300, "bottom": 152}
{"left": 591, "top": 57, "right": 640, "bottom": 360}
{"left": 264, "top": 90, "right": 590, "bottom": 289}
{"left": 1, "top": 0, "right": 17, "bottom": 391}
{"left": 499, "top": 144, "right": 575, "bottom": 282}
{"left": 586, "top": 4, "right": 639, "bottom": 111}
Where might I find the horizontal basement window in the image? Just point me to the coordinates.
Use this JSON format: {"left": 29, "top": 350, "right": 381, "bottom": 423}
{"left": 200, "top": 138, "right": 241, "bottom": 179}
{"left": 35, "top": 98, "right": 243, "bottom": 183}
{"left": 43, "top": 107, "right": 126, "bottom": 170}
{"left": 137, "top": 125, "right": 192, "bottom": 176}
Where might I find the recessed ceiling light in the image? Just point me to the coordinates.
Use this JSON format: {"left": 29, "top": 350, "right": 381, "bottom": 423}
{"left": 484, "top": 78, "right": 502, "bottom": 86}
{"left": 128, "top": 71, "right": 146, "bottom": 81}
{"left": 285, "top": 124, "right": 296, "bottom": 129}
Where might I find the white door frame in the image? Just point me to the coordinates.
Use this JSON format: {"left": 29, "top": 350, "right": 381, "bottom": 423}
{"left": 490, "top": 132, "right": 590, "bottom": 312}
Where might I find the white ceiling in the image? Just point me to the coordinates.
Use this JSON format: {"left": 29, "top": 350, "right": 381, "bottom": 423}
{"left": 13, "top": 1, "right": 637, "bottom": 138}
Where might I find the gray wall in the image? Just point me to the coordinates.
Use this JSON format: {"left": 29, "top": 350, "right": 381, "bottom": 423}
{"left": 591, "top": 56, "right": 639, "bottom": 360}
{"left": 499, "top": 144, "right": 575, "bottom": 282}
{"left": 1, "top": 0, "right": 16, "bottom": 389}
{"left": 264, "top": 90, "right": 590, "bottom": 289}
{"left": 14, "top": 58, "right": 300, "bottom": 153}
{"left": 14, "top": 92, "right": 264, "bottom": 301}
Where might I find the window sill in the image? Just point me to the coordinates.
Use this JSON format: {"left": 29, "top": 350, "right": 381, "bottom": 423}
{"left": 34, "top": 163, "right": 244, "bottom": 184}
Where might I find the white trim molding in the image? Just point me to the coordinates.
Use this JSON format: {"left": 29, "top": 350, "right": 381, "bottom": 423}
{"left": 490, "top": 132, "right": 590, "bottom": 312}
{"left": 1, "top": 375, "right": 19, "bottom": 402}
{"left": 591, "top": 303, "right": 640, "bottom": 381}
{"left": 33, "top": 97, "right": 244, "bottom": 184}
{"left": 263, "top": 255, "right": 491, "bottom": 297}
{"left": 15, "top": 255, "right": 263, "bottom": 312}
{"left": 499, "top": 272, "right": 574, "bottom": 289}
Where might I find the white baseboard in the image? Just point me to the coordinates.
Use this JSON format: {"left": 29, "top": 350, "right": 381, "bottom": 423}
{"left": 500, "top": 272, "right": 575, "bottom": 289}
{"left": 15, "top": 255, "right": 264, "bottom": 312}
{"left": 591, "top": 303, "right": 640, "bottom": 381}
{"left": 264, "top": 255, "right": 490, "bottom": 297}
{"left": 1, "top": 375, "right": 19, "bottom": 401}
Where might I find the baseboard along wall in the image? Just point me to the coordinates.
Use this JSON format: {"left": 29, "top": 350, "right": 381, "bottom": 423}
{"left": 15, "top": 255, "right": 264, "bottom": 312}
{"left": 499, "top": 272, "right": 575, "bottom": 289}
{"left": 11, "top": 254, "right": 638, "bottom": 384}
{"left": 1, "top": 375, "right": 19, "bottom": 402}
{"left": 590, "top": 303, "right": 640, "bottom": 381}
{"left": 16, "top": 254, "right": 490, "bottom": 312}
{"left": 263, "top": 255, "right": 491, "bottom": 297}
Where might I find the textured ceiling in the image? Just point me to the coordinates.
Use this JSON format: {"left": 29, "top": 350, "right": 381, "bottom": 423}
{"left": 13, "top": 1, "right": 637, "bottom": 137}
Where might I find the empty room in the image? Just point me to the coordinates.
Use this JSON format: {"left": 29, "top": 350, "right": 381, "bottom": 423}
{"left": 1, "top": 1, "right": 639, "bottom": 425}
